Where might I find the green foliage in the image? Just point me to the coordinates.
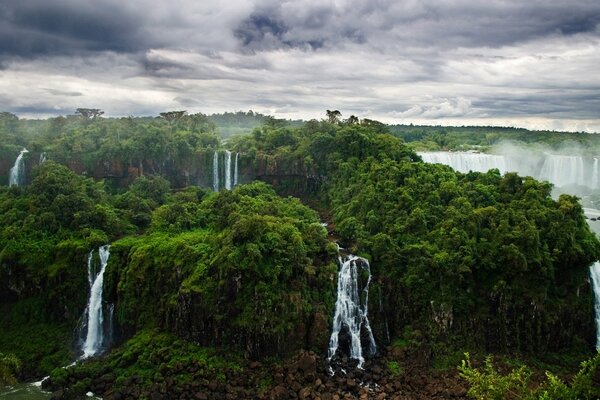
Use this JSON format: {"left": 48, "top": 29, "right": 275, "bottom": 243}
{"left": 387, "top": 360, "right": 403, "bottom": 376}
{"left": 328, "top": 155, "right": 599, "bottom": 353}
{"left": 0, "top": 353, "right": 20, "bottom": 388}
{"left": 48, "top": 329, "right": 243, "bottom": 395}
{"left": 389, "top": 124, "right": 600, "bottom": 153}
{"left": 459, "top": 352, "right": 600, "bottom": 400}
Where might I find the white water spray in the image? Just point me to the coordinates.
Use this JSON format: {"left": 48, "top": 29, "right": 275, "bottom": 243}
{"left": 590, "top": 262, "right": 600, "bottom": 350}
{"left": 328, "top": 255, "right": 377, "bottom": 368}
{"left": 82, "top": 245, "right": 111, "bottom": 358}
{"left": 213, "top": 151, "right": 219, "bottom": 192}
{"left": 9, "top": 148, "right": 28, "bottom": 186}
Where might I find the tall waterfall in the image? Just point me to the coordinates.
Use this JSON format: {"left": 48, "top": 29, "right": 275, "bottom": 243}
{"left": 213, "top": 151, "right": 219, "bottom": 192}
{"left": 590, "top": 262, "right": 600, "bottom": 350}
{"left": 234, "top": 152, "right": 239, "bottom": 186}
{"left": 328, "top": 255, "right": 377, "bottom": 368}
{"left": 9, "top": 148, "right": 28, "bottom": 186}
{"left": 82, "top": 245, "right": 111, "bottom": 358}
{"left": 225, "top": 150, "right": 232, "bottom": 190}
{"left": 39, "top": 152, "right": 47, "bottom": 165}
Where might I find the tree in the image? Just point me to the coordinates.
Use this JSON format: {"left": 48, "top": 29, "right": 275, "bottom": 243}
{"left": 326, "top": 110, "right": 342, "bottom": 124}
{"left": 75, "top": 108, "right": 104, "bottom": 119}
{"left": 346, "top": 115, "right": 359, "bottom": 125}
{"left": 159, "top": 111, "right": 187, "bottom": 121}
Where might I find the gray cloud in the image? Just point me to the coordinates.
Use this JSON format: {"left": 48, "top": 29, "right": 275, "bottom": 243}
{"left": 0, "top": 0, "right": 598, "bottom": 131}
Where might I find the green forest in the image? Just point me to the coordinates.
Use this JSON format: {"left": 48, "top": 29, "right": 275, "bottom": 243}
{"left": 0, "top": 110, "right": 599, "bottom": 399}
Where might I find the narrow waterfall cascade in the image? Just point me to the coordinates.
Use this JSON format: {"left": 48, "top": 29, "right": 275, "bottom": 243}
{"left": 590, "top": 262, "right": 600, "bottom": 350}
{"left": 39, "top": 152, "right": 47, "bottom": 164}
{"left": 81, "top": 245, "right": 111, "bottom": 358}
{"left": 234, "top": 152, "right": 239, "bottom": 186}
{"left": 213, "top": 151, "right": 219, "bottom": 192}
{"left": 8, "top": 148, "right": 28, "bottom": 186}
{"left": 225, "top": 150, "right": 232, "bottom": 190}
{"left": 328, "top": 255, "right": 377, "bottom": 368}
{"left": 539, "top": 155, "right": 586, "bottom": 188}
{"left": 418, "top": 151, "right": 508, "bottom": 174}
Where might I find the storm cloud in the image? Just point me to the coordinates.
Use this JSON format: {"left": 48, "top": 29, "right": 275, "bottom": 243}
{"left": 0, "top": 0, "right": 598, "bottom": 131}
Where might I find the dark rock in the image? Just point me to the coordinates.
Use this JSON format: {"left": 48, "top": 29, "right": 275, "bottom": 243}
{"left": 270, "top": 384, "right": 288, "bottom": 400}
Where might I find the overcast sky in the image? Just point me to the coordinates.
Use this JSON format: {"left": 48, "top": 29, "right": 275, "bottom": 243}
{"left": 0, "top": 0, "right": 599, "bottom": 132}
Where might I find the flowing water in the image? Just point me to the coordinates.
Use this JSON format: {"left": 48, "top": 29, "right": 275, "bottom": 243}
{"left": 213, "top": 151, "right": 240, "bottom": 191}
{"left": 8, "top": 148, "right": 28, "bottom": 186}
{"left": 81, "top": 245, "right": 111, "bottom": 358}
{"left": 0, "top": 383, "right": 50, "bottom": 400}
{"left": 328, "top": 255, "right": 377, "bottom": 368}
{"left": 234, "top": 153, "right": 239, "bottom": 186}
{"left": 213, "top": 151, "right": 219, "bottom": 192}
{"left": 225, "top": 150, "right": 232, "bottom": 190}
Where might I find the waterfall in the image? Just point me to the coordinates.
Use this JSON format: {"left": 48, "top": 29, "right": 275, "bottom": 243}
{"left": 234, "top": 153, "right": 239, "bottom": 187}
{"left": 82, "top": 245, "right": 111, "bottom": 358}
{"left": 419, "top": 151, "right": 508, "bottom": 175}
{"left": 328, "top": 255, "right": 377, "bottom": 368}
{"left": 213, "top": 151, "right": 219, "bottom": 192}
{"left": 39, "top": 152, "right": 47, "bottom": 165}
{"left": 539, "top": 155, "right": 586, "bottom": 188}
{"left": 590, "top": 262, "right": 600, "bottom": 350}
{"left": 225, "top": 150, "right": 232, "bottom": 190}
{"left": 9, "top": 148, "right": 28, "bottom": 186}
{"left": 419, "top": 151, "right": 598, "bottom": 190}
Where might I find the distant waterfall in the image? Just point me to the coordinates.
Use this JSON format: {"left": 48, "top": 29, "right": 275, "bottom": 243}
{"left": 539, "top": 155, "right": 585, "bottom": 188}
{"left": 419, "top": 151, "right": 507, "bottom": 174}
{"left": 81, "top": 245, "right": 111, "bottom": 358}
{"left": 419, "top": 151, "right": 600, "bottom": 190}
{"left": 39, "top": 152, "right": 47, "bottom": 164}
{"left": 225, "top": 150, "right": 232, "bottom": 190}
{"left": 590, "top": 262, "right": 600, "bottom": 350}
{"left": 213, "top": 151, "right": 240, "bottom": 191}
{"left": 9, "top": 148, "right": 28, "bottom": 186}
{"left": 234, "top": 153, "right": 239, "bottom": 186}
{"left": 213, "top": 151, "right": 219, "bottom": 192}
{"left": 328, "top": 255, "right": 377, "bottom": 368}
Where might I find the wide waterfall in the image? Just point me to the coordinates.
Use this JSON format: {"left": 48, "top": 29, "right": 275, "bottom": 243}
{"left": 328, "top": 255, "right": 377, "bottom": 368}
{"left": 213, "top": 151, "right": 219, "bottom": 192}
{"left": 81, "top": 245, "right": 111, "bottom": 358}
{"left": 225, "top": 150, "right": 232, "bottom": 190}
{"left": 590, "top": 262, "right": 600, "bottom": 350}
{"left": 8, "top": 148, "right": 28, "bottom": 186}
{"left": 419, "top": 151, "right": 508, "bottom": 174}
{"left": 419, "top": 151, "right": 600, "bottom": 191}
